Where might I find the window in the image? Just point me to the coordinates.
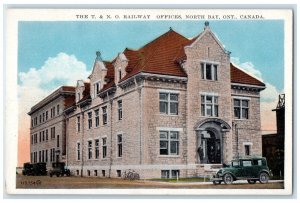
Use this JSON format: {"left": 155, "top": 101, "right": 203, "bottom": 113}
{"left": 42, "top": 150, "right": 44, "bottom": 162}
{"left": 234, "top": 99, "right": 249, "bottom": 119}
{"left": 118, "top": 100, "right": 122, "bottom": 120}
{"left": 42, "top": 131, "right": 45, "bottom": 142}
{"left": 102, "top": 106, "right": 107, "bottom": 125}
{"left": 39, "top": 151, "right": 41, "bottom": 162}
{"left": 77, "top": 116, "right": 80, "bottom": 132}
{"left": 31, "top": 135, "right": 33, "bottom": 145}
{"left": 39, "top": 132, "right": 41, "bottom": 142}
{"left": 159, "top": 93, "right": 178, "bottom": 115}
{"left": 45, "top": 150, "right": 48, "bottom": 162}
{"left": 253, "top": 159, "right": 262, "bottom": 166}
{"left": 53, "top": 106, "right": 56, "bottom": 117}
{"left": 95, "top": 109, "right": 99, "bottom": 127}
{"left": 242, "top": 160, "right": 252, "bottom": 167}
{"left": 102, "top": 170, "right": 106, "bottom": 177}
{"left": 31, "top": 153, "right": 33, "bottom": 163}
{"left": 117, "top": 170, "right": 121, "bottom": 177}
{"left": 245, "top": 145, "right": 251, "bottom": 156}
{"left": 159, "top": 131, "right": 179, "bottom": 155}
{"left": 57, "top": 105, "right": 60, "bottom": 115}
{"left": 94, "top": 170, "right": 98, "bottom": 176}
{"left": 77, "top": 143, "right": 81, "bottom": 160}
{"left": 93, "top": 82, "right": 101, "bottom": 97}
{"left": 95, "top": 139, "right": 99, "bottom": 159}
{"left": 119, "top": 69, "right": 122, "bottom": 81}
{"left": 201, "top": 94, "right": 218, "bottom": 117}
{"left": 201, "top": 62, "right": 218, "bottom": 80}
{"left": 51, "top": 127, "right": 55, "bottom": 139}
{"left": 88, "top": 141, "right": 92, "bottom": 159}
{"left": 161, "top": 170, "right": 170, "bottom": 179}
{"left": 88, "top": 112, "right": 92, "bottom": 129}
{"left": 102, "top": 138, "right": 107, "bottom": 158}
{"left": 87, "top": 170, "right": 91, "bottom": 176}
{"left": 52, "top": 148, "right": 55, "bottom": 162}
{"left": 39, "top": 115, "right": 42, "bottom": 123}
{"left": 42, "top": 113, "right": 45, "bottom": 122}
{"left": 46, "top": 129, "right": 48, "bottom": 141}
{"left": 171, "top": 170, "right": 180, "bottom": 178}
{"left": 117, "top": 134, "right": 122, "bottom": 157}
{"left": 31, "top": 119, "right": 33, "bottom": 128}
{"left": 57, "top": 135, "right": 60, "bottom": 147}
{"left": 46, "top": 111, "right": 48, "bottom": 120}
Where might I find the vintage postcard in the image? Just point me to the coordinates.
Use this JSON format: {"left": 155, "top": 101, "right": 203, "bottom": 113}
{"left": 4, "top": 7, "right": 293, "bottom": 195}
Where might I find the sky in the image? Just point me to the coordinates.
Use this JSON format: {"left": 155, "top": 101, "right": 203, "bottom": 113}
{"left": 17, "top": 20, "right": 284, "bottom": 166}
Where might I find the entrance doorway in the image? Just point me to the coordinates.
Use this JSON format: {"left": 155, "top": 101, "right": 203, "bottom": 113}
{"left": 198, "top": 130, "right": 221, "bottom": 164}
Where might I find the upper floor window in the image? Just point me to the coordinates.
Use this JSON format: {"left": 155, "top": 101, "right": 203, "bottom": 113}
{"left": 102, "top": 106, "right": 108, "bottom": 125}
{"left": 118, "top": 100, "right": 122, "bottom": 120}
{"left": 201, "top": 94, "right": 218, "bottom": 117}
{"left": 77, "top": 143, "right": 81, "bottom": 160}
{"left": 118, "top": 69, "right": 122, "bottom": 81}
{"left": 102, "top": 137, "right": 107, "bottom": 158}
{"left": 57, "top": 105, "right": 60, "bottom": 115}
{"left": 95, "top": 139, "right": 99, "bottom": 159}
{"left": 159, "top": 131, "right": 179, "bottom": 155}
{"left": 88, "top": 112, "right": 92, "bottom": 129}
{"left": 95, "top": 109, "right": 99, "bottom": 127}
{"left": 42, "top": 113, "right": 45, "bottom": 122}
{"left": 117, "top": 134, "right": 122, "bottom": 157}
{"left": 159, "top": 92, "right": 178, "bottom": 115}
{"left": 93, "top": 82, "right": 101, "bottom": 98}
{"left": 46, "top": 129, "right": 48, "bottom": 141}
{"left": 46, "top": 111, "right": 48, "bottom": 120}
{"left": 77, "top": 116, "right": 80, "bottom": 132}
{"left": 234, "top": 99, "right": 249, "bottom": 119}
{"left": 201, "top": 62, "right": 218, "bottom": 81}
{"left": 88, "top": 141, "right": 92, "bottom": 159}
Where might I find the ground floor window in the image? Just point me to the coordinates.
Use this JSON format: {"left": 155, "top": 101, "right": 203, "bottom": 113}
{"left": 159, "top": 131, "right": 179, "bottom": 155}
{"left": 76, "top": 170, "right": 79, "bottom": 176}
{"left": 102, "top": 170, "right": 106, "bottom": 177}
{"left": 245, "top": 145, "right": 251, "bottom": 156}
{"left": 117, "top": 170, "right": 121, "bottom": 177}
{"left": 87, "top": 170, "right": 91, "bottom": 176}
{"left": 94, "top": 170, "right": 98, "bottom": 176}
{"left": 161, "top": 170, "right": 180, "bottom": 179}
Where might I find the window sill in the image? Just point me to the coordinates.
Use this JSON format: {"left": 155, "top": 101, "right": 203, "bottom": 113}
{"left": 159, "top": 113, "right": 179, "bottom": 117}
{"left": 233, "top": 118, "right": 249, "bottom": 121}
{"left": 158, "top": 155, "right": 180, "bottom": 158}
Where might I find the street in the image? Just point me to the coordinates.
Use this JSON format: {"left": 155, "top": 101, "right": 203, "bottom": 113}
{"left": 16, "top": 175, "right": 284, "bottom": 189}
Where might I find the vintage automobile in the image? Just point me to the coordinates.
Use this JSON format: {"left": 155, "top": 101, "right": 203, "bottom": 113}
{"left": 49, "top": 162, "right": 71, "bottom": 177}
{"left": 22, "top": 162, "right": 34, "bottom": 176}
{"left": 211, "top": 157, "right": 271, "bottom": 185}
{"left": 32, "top": 163, "right": 48, "bottom": 176}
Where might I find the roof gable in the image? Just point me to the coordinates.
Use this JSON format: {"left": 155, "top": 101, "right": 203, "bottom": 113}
{"left": 230, "top": 63, "right": 265, "bottom": 87}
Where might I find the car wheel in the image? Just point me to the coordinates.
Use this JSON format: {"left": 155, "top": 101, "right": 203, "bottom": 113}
{"left": 247, "top": 179, "right": 257, "bottom": 184}
{"left": 223, "top": 173, "right": 233, "bottom": 184}
{"left": 259, "top": 172, "right": 269, "bottom": 184}
{"left": 213, "top": 181, "right": 221, "bottom": 185}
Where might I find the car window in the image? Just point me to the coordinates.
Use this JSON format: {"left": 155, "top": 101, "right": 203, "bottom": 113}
{"left": 253, "top": 159, "right": 262, "bottom": 166}
{"left": 232, "top": 161, "right": 239, "bottom": 167}
{"left": 242, "top": 160, "right": 252, "bottom": 166}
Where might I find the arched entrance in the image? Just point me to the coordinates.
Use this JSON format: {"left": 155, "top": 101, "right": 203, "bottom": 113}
{"left": 195, "top": 118, "right": 231, "bottom": 164}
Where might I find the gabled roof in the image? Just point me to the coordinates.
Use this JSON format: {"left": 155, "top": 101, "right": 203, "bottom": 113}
{"left": 98, "top": 26, "right": 265, "bottom": 94}
{"left": 230, "top": 63, "right": 265, "bottom": 87}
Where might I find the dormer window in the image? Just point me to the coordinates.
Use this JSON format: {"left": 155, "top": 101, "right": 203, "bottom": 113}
{"left": 118, "top": 69, "right": 122, "bottom": 81}
{"left": 201, "top": 62, "right": 218, "bottom": 81}
{"left": 93, "top": 81, "right": 101, "bottom": 98}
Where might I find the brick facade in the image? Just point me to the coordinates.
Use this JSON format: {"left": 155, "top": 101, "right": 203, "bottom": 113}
{"left": 29, "top": 23, "right": 265, "bottom": 179}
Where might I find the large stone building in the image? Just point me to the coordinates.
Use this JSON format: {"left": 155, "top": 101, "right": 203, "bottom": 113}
{"left": 29, "top": 22, "right": 266, "bottom": 178}
{"left": 28, "top": 86, "right": 75, "bottom": 167}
